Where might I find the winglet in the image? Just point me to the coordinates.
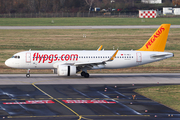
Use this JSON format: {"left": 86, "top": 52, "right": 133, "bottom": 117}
{"left": 108, "top": 49, "right": 118, "bottom": 61}
{"left": 137, "top": 24, "right": 171, "bottom": 52}
{"left": 97, "top": 45, "right": 103, "bottom": 51}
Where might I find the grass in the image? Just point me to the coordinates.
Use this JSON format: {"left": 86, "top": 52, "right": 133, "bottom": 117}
{"left": 0, "top": 18, "right": 180, "bottom": 26}
{"left": 135, "top": 85, "right": 180, "bottom": 112}
{"left": 1, "top": 28, "right": 180, "bottom": 51}
{"left": 0, "top": 28, "right": 180, "bottom": 73}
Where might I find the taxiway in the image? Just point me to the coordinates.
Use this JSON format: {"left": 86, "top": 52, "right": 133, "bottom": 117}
{"left": 0, "top": 73, "right": 180, "bottom": 85}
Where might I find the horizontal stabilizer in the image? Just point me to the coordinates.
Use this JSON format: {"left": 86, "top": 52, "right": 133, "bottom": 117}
{"left": 150, "top": 53, "right": 174, "bottom": 59}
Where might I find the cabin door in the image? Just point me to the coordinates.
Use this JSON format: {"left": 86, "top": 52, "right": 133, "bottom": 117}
{"left": 136, "top": 52, "right": 142, "bottom": 62}
{"left": 26, "top": 53, "right": 31, "bottom": 63}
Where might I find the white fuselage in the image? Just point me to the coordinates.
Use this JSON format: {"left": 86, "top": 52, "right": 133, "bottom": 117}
{"left": 5, "top": 50, "right": 173, "bottom": 70}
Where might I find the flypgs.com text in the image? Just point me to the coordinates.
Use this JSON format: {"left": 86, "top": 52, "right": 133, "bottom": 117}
{"left": 33, "top": 53, "right": 78, "bottom": 63}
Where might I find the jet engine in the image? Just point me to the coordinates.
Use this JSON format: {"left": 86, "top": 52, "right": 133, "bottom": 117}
{"left": 57, "top": 65, "right": 76, "bottom": 76}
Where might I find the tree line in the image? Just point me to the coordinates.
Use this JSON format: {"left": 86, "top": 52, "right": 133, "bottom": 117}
{"left": 0, "top": 0, "right": 174, "bottom": 14}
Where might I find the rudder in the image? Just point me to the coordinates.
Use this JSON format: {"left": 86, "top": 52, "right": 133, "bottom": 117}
{"left": 137, "top": 24, "right": 171, "bottom": 52}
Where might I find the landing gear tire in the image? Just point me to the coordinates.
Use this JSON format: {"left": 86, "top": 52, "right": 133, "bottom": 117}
{"left": 84, "top": 73, "right": 89, "bottom": 78}
{"left": 26, "top": 73, "right": 30, "bottom": 78}
{"left": 81, "top": 71, "right": 86, "bottom": 76}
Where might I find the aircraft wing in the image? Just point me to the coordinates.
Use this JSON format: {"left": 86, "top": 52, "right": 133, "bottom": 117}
{"left": 74, "top": 61, "right": 106, "bottom": 66}
{"left": 97, "top": 45, "right": 103, "bottom": 51}
{"left": 108, "top": 49, "right": 118, "bottom": 61}
{"left": 53, "top": 61, "right": 105, "bottom": 68}
{"left": 53, "top": 50, "right": 118, "bottom": 68}
{"left": 74, "top": 49, "right": 118, "bottom": 67}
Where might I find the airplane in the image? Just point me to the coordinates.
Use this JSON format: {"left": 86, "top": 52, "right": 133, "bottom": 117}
{"left": 5, "top": 24, "right": 173, "bottom": 78}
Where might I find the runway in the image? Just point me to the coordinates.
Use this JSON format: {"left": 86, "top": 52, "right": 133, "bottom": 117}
{"left": 0, "top": 74, "right": 180, "bottom": 120}
{"left": 0, "top": 25, "right": 180, "bottom": 29}
{"left": 0, "top": 73, "right": 180, "bottom": 85}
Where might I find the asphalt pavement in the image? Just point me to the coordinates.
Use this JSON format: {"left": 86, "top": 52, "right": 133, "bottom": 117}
{"left": 0, "top": 84, "right": 179, "bottom": 120}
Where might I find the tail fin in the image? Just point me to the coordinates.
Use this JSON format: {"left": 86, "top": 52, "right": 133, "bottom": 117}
{"left": 137, "top": 24, "right": 171, "bottom": 52}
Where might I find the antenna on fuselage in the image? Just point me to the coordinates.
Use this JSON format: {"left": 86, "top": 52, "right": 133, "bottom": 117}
{"left": 29, "top": 49, "right": 31, "bottom": 51}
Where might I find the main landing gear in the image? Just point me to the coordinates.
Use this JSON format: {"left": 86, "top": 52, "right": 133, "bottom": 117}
{"left": 81, "top": 71, "right": 89, "bottom": 78}
{"left": 26, "top": 69, "right": 30, "bottom": 78}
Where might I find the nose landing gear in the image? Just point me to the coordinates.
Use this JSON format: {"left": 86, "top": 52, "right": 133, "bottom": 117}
{"left": 26, "top": 69, "right": 30, "bottom": 78}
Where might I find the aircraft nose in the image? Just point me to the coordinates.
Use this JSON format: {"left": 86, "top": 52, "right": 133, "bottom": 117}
{"left": 5, "top": 59, "right": 11, "bottom": 67}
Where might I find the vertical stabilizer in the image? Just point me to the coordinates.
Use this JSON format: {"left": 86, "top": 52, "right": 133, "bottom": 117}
{"left": 137, "top": 24, "right": 171, "bottom": 52}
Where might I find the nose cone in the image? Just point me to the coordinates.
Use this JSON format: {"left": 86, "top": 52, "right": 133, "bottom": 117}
{"left": 5, "top": 59, "right": 12, "bottom": 67}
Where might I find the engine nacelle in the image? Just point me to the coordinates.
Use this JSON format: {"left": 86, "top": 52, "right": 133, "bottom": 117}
{"left": 57, "top": 65, "right": 76, "bottom": 76}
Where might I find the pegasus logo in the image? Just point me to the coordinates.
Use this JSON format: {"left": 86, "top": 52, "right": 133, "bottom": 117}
{"left": 146, "top": 26, "right": 165, "bottom": 49}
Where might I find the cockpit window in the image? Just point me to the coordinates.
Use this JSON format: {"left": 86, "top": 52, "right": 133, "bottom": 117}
{"left": 12, "top": 56, "right": 20, "bottom": 59}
